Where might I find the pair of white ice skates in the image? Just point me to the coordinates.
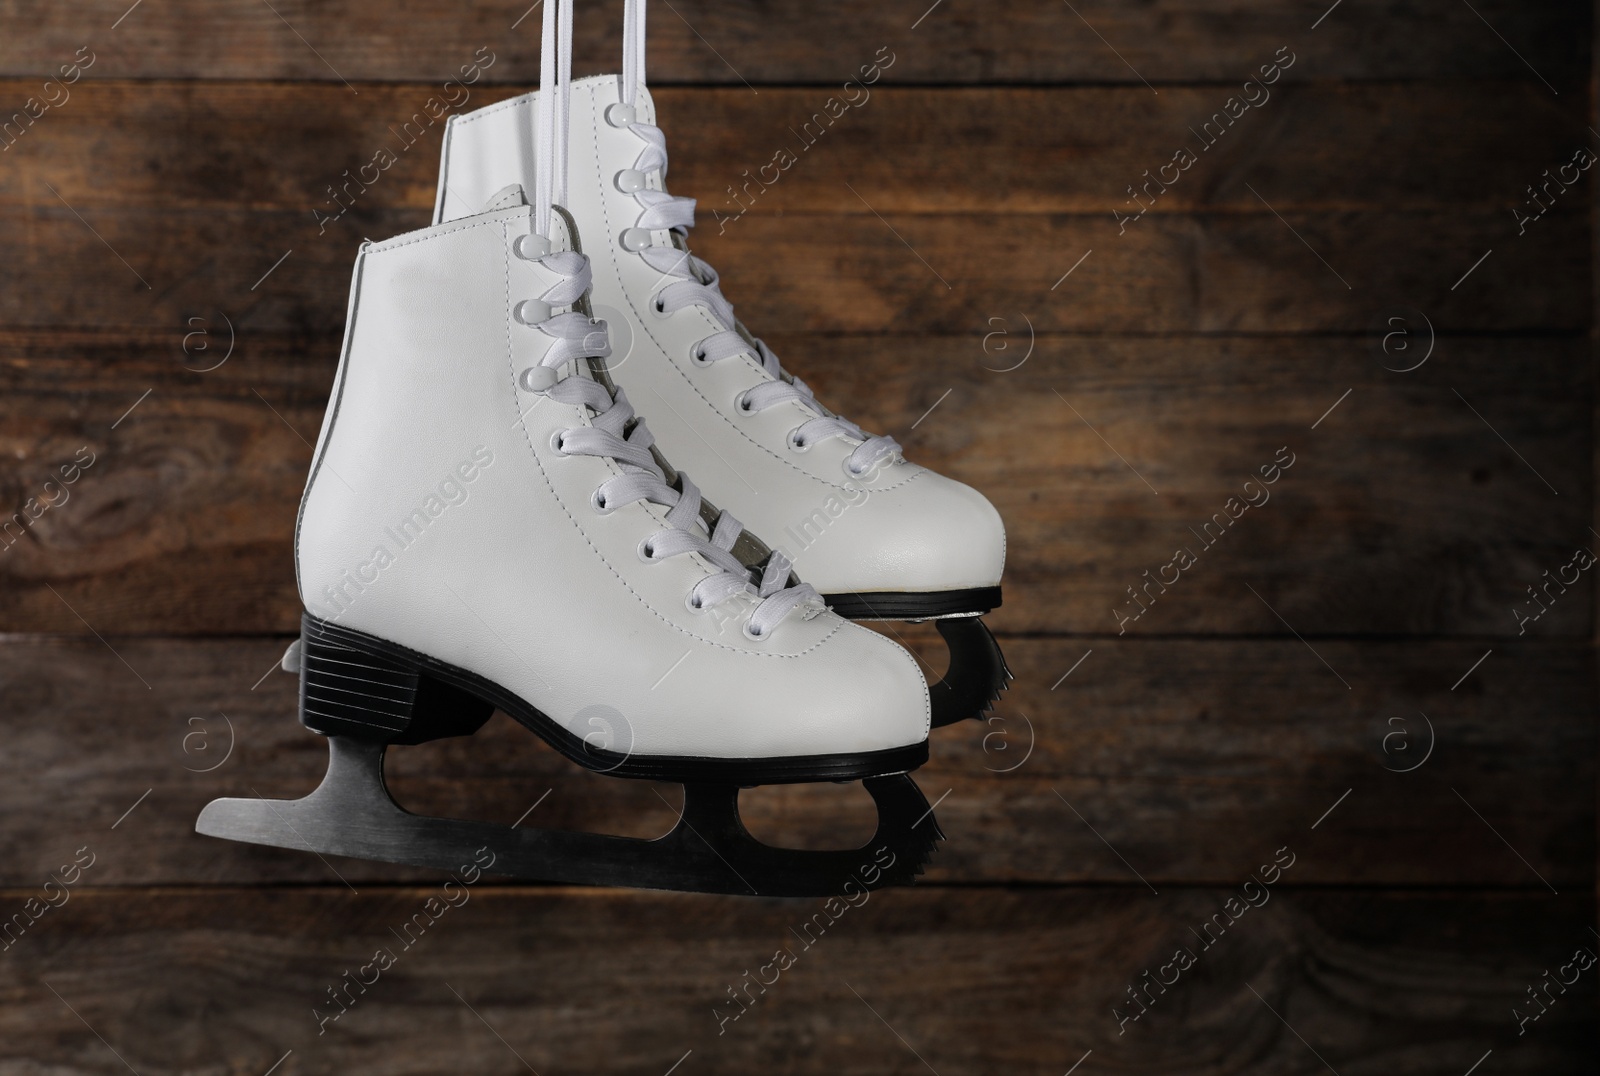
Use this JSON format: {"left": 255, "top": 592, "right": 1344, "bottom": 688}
{"left": 199, "top": 0, "right": 1007, "bottom": 896}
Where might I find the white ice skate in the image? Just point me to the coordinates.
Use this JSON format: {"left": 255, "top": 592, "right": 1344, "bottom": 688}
{"left": 197, "top": 0, "right": 940, "bottom": 896}
{"left": 432, "top": 0, "right": 1009, "bottom": 728}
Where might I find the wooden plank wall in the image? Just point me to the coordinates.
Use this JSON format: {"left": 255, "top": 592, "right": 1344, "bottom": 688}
{"left": 0, "top": 1, "right": 1595, "bottom": 1073}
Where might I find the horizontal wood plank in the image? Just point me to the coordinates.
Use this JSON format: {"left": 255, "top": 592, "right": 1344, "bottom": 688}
{"left": 0, "top": 333, "right": 1587, "bottom": 636}
{"left": 0, "top": 206, "right": 1584, "bottom": 337}
{"left": 0, "top": 82, "right": 1587, "bottom": 216}
{"left": 0, "top": 634, "right": 1587, "bottom": 888}
{"left": 0, "top": 887, "right": 1591, "bottom": 1074}
{"left": 0, "top": 0, "right": 1585, "bottom": 83}
{"left": 798, "top": 333, "right": 1595, "bottom": 638}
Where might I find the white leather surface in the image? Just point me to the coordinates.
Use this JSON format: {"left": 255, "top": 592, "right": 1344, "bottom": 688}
{"left": 437, "top": 77, "right": 1005, "bottom": 596}
{"left": 297, "top": 204, "right": 929, "bottom": 759}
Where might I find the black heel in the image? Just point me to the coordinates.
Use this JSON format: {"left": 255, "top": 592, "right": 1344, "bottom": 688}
{"left": 298, "top": 614, "right": 493, "bottom": 744}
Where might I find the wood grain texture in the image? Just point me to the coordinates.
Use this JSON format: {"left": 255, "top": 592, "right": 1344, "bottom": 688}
{"left": 1, "top": 81, "right": 1587, "bottom": 215}
{"left": 799, "top": 333, "right": 1595, "bottom": 638}
{"left": 0, "top": 0, "right": 1585, "bottom": 83}
{"left": 0, "top": 634, "right": 1587, "bottom": 888}
{"left": 0, "top": 887, "right": 1591, "bottom": 1075}
{"left": 0, "top": 204, "right": 1584, "bottom": 336}
{"left": 0, "top": 76, "right": 1589, "bottom": 336}
{"left": 1, "top": 333, "right": 1587, "bottom": 636}
{"left": 0, "top": 5, "right": 1592, "bottom": 1075}
{"left": 0, "top": 5, "right": 1591, "bottom": 1073}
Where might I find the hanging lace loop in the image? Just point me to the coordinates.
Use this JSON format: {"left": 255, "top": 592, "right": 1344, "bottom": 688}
{"left": 622, "top": 0, "right": 648, "bottom": 109}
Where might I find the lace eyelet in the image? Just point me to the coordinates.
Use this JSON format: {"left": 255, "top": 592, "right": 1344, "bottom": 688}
{"left": 519, "top": 365, "right": 558, "bottom": 393}
{"left": 786, "top": 429, "right": 811, "bottom": 453}
{"left": 620, "top": 227, "right": 653, "bottom": 252}
{"left": 685, "top": 591, "right": 707, "bottom": 614}
{"left": 735, "top": 392, "right": 754, "bottom": 415}
{"left": 514, "top": 299, "right": 552, "bottom": 326}
{"left": 638, "top": 537, "right": 658, "bottom": 562}
{"left": 649, "top": 294, "right": 672, "bottom": 319}
{"left": 606, "top": 102, "right": 637, "bottom": 128}
{"left": 513, "top": 233, "right": 551, "bottom": 260}
{"left": 742, "top": 621, "right": 767, "bottom": 641}
{"left": 690, "top": 344, "right": 712, "bottom": 367}
{"left": 843, "top": 458, "right": 871, "bottom": 479}
{"left": 550, "top": 430, "right": 568, "bottom": 454}
{"left": 614, "top": 168, "right": 646, "bottom": 193}
{"left": 590, "top": 488, "right": 614, "bottom": 515}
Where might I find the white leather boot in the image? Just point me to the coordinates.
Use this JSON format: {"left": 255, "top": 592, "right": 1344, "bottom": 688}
{"left": 433, "top": 2, "right": 1009, "bottom": 727}
{"left": 198, "top": 0, "right": 940, "bottom": 896}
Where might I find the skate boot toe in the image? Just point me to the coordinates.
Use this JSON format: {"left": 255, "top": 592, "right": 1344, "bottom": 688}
{"left": 791, "top": 465, "right": 1006, "bottom": 600}
{"left": 784, "top": 617, "right": 932, "bottom": 756}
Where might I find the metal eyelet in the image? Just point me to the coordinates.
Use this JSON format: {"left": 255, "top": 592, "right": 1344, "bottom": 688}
{"left": 514, "top": 299, "right": 552, "bottom": 326}
{"left": 513, "top": 233, "right": 551, "bottom": 260}
{"left": 786, "top": 429, "right": 810, "bottom": 453}
{"left": 620, "top": 227, "right": 653, "bottom": 252}
{"left": 550, "top": 430, "right": 568, "bottom": 454}
{"left": 615, "top": 168, "right": 646, "bottom": 193}
{"left": 590, "top": 488, "right": 614, "bottom": 515}
{"left": 638, "top": 537, "right": 658, "bottom": 562}
{"left": 606, "top": 102, "right": 637, "bottom": 128}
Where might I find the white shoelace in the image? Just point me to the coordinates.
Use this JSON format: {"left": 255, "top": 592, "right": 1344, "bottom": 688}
{"left": 617, "top": 0, "right": 901, "bottom": 479}
{"left": 533, "top": 0, "right": 573, "bottom": 237}
{"left": 524, "top": 0, "right": 819, "bottom": 639}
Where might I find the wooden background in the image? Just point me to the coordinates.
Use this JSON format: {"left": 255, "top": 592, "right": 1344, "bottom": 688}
{"left": 1, "top": 1, "right": 1596, "bottom": 1072}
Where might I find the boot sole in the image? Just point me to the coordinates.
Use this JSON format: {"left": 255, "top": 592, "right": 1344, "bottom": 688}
{"left": 297, "top": 613, "right": 929, "bottom": 784}
{"left": 821, "top": 586, "right": 1002, "bottom": 619}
